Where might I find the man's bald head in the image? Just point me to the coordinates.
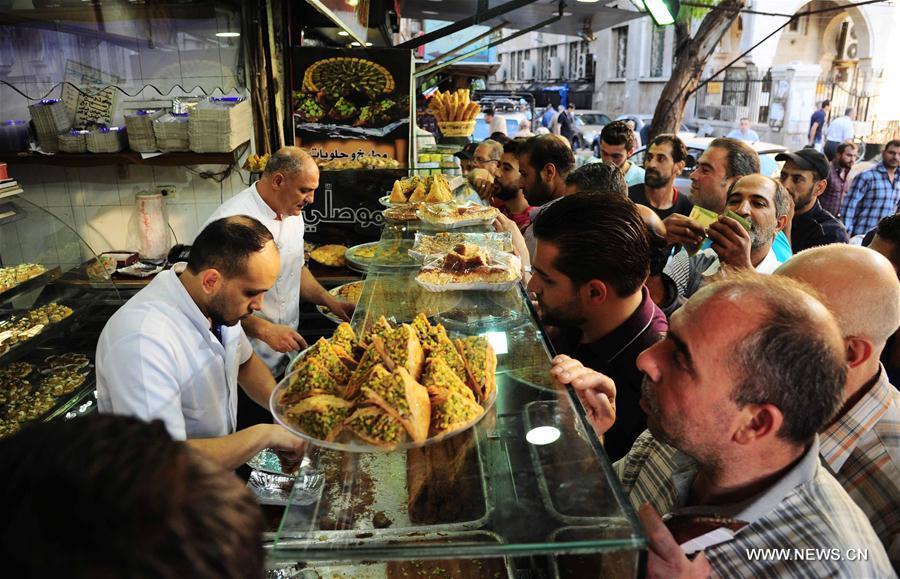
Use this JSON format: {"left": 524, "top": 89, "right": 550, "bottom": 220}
{"left": 776, "top": 245, "right": 900, "bottom": 349}
{"left": 263, "top": 146, "right": 317, "bottom": 177}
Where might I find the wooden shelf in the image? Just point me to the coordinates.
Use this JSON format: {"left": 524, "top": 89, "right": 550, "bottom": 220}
{"left": 0, "top": 142, "right": 249, "bottom": 167}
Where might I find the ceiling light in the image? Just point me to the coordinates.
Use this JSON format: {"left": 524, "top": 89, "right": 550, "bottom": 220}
{"left": 365, "top": 42, "right": 373, "bottom": 46}
{"left": 346, "top": 0, "right": 359, "bottom": 6}
{"left": 422, "top": 10, "right": 439, "bottom": 15}
{"left": 350, "top": 41, "right": 361, "bottom": 46}
{"left": 562, "top": 11, "right": 573, "bottom": 16}
{"left": 526, "top": 426, "right": 561, "bottom": 446}
{"left": 337, "top": 30, "right": 349, "bottom": 36}
{"left": 576, "top": 0, "right": 601, "bottom": 3}
{"left": 215, "top": 32, "right": 240, "bottom": 38}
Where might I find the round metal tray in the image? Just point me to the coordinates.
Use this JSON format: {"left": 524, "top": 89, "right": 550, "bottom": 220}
{"left": 344, "top": 240, "right": 418, "bottom": 273}
{"left": 315, "top": 281, "right": 364, "bottom": 324}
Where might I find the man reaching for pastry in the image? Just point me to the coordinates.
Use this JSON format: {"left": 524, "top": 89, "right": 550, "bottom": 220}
{"left": 96, "top": 217, "right": 306, "bottom": 470}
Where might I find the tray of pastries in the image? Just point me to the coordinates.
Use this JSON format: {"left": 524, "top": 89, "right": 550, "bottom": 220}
{"left": 415, "top": 203, "right": 499, "bottom": 229}
{"left": 409, "top": 231, "right": 513, "bottom": 261}
{"left": 272, "top": 313, "right": 496, "bottom": 452}
{"left": 317, "top": 281, "right": 364, "bottom": 324}
{"left": 0, "top": 302, "right": 75, "bottom": 356}
{"left": 416, "top": 243, "right": 521, "bottom": 292}
{"left": 344, "top": 240, "right": 418, "bottom": 272}
{"left": 0, "top": 352, "right": 93, "bottom": 439}
{"left": 382, "top": 174, "right": 453, "bottom": 207}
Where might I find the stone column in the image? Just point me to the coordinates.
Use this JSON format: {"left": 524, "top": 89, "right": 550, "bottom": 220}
{"left": 767, "top": 63, "right": 821, "bottom": 149}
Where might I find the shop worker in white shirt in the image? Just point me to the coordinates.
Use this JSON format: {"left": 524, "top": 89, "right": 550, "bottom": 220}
{"left": 202, "top": 146, "right": 354, "bottom": 377}
{"left": 96, "top": 216, "right": 306, "bottom": 470}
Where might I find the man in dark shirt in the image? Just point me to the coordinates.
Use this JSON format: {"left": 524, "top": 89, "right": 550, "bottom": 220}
{"left": 559, "top": 103, "right": 577, "bottom": 147}
{"left": 528, "top": 193, "right": 667, "bottom": 461}
{"left": 628, "top": 134, "right": 693, "bottom": 220}
{"left": 776, "top": 148, "right": 849, "bottom": 253}
{"left": 821, "top": 142, "right": 856, "bottom": 217}
{"left": 808, "top": 99, "right": 829, "bottom": 149}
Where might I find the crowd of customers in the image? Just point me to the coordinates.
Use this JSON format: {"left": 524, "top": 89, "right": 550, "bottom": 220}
{"left": 1, "top": 120, "right": 898, "bottom": 577}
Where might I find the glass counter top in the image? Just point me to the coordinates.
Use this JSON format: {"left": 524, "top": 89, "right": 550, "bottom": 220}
{"left": 270, "top": 223, "right": 646, "bottom": 572}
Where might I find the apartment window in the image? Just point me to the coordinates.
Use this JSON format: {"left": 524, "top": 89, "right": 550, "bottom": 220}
{"left": 517, "top": 50, "right": 525, "bottom": 80}
{"left": 649, "top": 26, "right": 665, "bottom": 77}
{"left": 540, "top": 46, "right": 550, "bottom": 80}
{"left": 722, "top": 67, "right": 749, "bottom": 106}
{"left": 583, "top": 41, "right": 594, "bottom": 79}
{"left": 614, "top": 27, "right": 628, "bottom": 78}
{"left": 568, "top": 42, "right": 579, "bottom": 78}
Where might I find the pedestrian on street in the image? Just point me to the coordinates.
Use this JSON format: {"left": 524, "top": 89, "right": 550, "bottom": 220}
{"left": 824, "top": 107, "right": 855, "bottom": 161}
{"left": 808, "top": 100, "right": 830, "bottom": 150}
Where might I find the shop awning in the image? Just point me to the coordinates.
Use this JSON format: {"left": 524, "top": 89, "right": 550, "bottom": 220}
{"left": 398, "top": 0, "right": 640, "bottom": 39}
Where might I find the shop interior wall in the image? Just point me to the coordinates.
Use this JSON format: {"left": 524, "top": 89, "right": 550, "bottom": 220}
{"left": 0, "top": 6, "right": 248, "bottom": 268}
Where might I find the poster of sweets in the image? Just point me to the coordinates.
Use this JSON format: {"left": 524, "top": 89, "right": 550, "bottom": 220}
{"left": 291, "top": 47, "right": 412, "bottom": 166}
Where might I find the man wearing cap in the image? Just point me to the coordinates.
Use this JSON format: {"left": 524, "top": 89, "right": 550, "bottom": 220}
{"left": 453, "top": 142, "right": 478, "bottom": 177}
{"left": 777, "top": 148, "right": 849, "bottom": 253}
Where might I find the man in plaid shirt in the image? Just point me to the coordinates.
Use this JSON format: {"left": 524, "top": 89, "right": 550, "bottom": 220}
{"left": 777, "top": 245, "right": 899, "bottom": 568}
{"left": 552, "top": 274, "right": 893, "bottom": 577}
{"left": 841, "top": 140, "right": 900, "bottom": 237}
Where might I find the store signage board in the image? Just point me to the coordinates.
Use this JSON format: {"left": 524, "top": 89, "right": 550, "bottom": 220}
{"left": 292, "top": 47, "right": 412, "bottom": 164}
{"left": 293, "top": 47, "right": 414, "bottom": 246}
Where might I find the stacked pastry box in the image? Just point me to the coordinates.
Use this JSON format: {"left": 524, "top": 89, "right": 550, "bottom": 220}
{"left": 411, "top": 231, "right": 521, "bottom": 292}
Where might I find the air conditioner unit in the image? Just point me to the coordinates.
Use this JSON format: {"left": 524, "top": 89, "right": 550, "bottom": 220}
{"left": 549, "top": 57, "right": 562, "bottom": 80}
{"left": 523, "top": 60, "right": 536, "bottom": 80}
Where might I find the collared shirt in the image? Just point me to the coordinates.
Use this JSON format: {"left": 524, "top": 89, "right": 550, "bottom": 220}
{"left": 665, "top": 245, "right": 784, "bottom": 299}
{"left": 551, "top": 287, "right": 668, "bottom": 461}
{"left": 820, "top": 367, "right": 900, "bottom": 566}
{"left": 96, "top": 268, "right": 253, "bottom": 440}
{"left": 822, "top": 159, "right": 852, "bottom": 217}
{"left": 615, "top": 432, "right": 894, "bottom": 577}
{"left": 628, "top": 184, "right": 693, "bottom": 221}
{"left": 791, "top": 200, "right": 849, "bottom": 253}
{"left": 825, "top": 115, "right": 854, "bottom": 142}
{"left": 202, "top": 183, "right": 305, "bottom": 374}
{"left": 623, "top": 162, "right": 645, "bottom": 187}
{"left": 841, "top": 163, "right": 900, "bottom": 237}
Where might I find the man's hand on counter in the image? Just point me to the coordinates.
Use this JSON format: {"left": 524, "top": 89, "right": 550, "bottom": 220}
{"left": 262, "top": 424, "right": 308, "bottom": 462}
{"left": 550, "top": 355, "right": 617, "bottom": 437}
{"left": 260, "top": 320, "right": 308, "bottom": 353}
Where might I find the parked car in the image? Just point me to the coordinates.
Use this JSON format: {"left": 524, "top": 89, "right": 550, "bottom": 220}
{"left": 572, "top": 110, "right": 612, "bottom": 150}
{"left": 592, "top": 114, "right": 695, "bottom": 158}
{"left": 471, "top": 111, "right": 529, "bottom": 141}
{"left": 627, "top": 136, "right": 787, "bottom": 194}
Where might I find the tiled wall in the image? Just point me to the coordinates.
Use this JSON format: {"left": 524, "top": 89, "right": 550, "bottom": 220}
{"left": 7, "top": 163, "right": 250, "bottom": 269}
{"left": 0, "top": 6, "right": 248, "bottom": 269}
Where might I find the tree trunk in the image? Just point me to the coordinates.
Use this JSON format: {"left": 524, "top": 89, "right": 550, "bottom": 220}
{"left": 647, "top": 0, "right": 744, "bottom": 140}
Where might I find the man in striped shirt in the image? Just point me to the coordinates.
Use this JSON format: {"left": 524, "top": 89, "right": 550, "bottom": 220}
{"left": 841, "top": 139, "right": 900, "bottom": 237}
{"left": 553, "top": 274, "right": 893, "bottom": 577}
{"left": 776, "top": 245, "right": 900, "bottom": 567}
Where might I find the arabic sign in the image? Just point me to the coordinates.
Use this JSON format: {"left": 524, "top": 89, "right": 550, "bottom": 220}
{"left": 309, "top": 147, "right": 393, "bottom": 163}
{"left": 292, "top": 47, "right": 412, "bottom": 164}
{"left": 303, "top": 167, "right": 408, "bottom": 245}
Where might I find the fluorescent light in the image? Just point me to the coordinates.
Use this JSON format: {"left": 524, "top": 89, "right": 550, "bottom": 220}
{"left": 526, "top": 426, "right": 561, "bottom": 446}
{"left": 482, "top": 331, "right": 508, "bottom": 355}
{"left": 346, "top": 0, "right": 359, "bottom": 6}
{"left": 576, "top": 0, "right": 601, "bottom": 3}
{"left": 215, "top": 32, "right": 240, "bottom": 38}
{"left": 422, "top": 10, "right": 439, "bottom": 15}
{"left": 562, "top": 11, "right": 573, "bottom": 16}
{"left": 365, "top": 42, "right": 373, "bottom": 46}
{"left": 350, "top": 41, "right": 361, "bottom": 46}
{"left": 643, "top": 0, "right": 679, "bottom": 26}
{"left": 337, "top": 30, "right": 349, "bottom": 36}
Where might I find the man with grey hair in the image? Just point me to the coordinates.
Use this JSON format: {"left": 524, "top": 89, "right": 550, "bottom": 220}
{"left": 675, "top": 174, "right": 791, "bottom": 298}
{"left": 776, "top": 245, "right": 900, "bottom": 566}
{"left": 553, "top": 273, "right": 893, "bottom": 577}
{"left": 469, "top": 139, "right": 504, "bottom": 201}
{"left": 202, "top": 147, "right": 354, "bottom": 382}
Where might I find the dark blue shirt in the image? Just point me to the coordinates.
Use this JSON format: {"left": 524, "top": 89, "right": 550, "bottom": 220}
{"left": 791, "top": 200, "right": 849, "bottom": 253}
{"left": 809, "top": 109, "right": 826, "bottom": 142}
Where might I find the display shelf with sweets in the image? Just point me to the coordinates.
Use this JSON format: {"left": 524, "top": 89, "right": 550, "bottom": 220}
{"left": 0, "top": 297, "right": 95, "bottom": 367}
{"left": 270, "top": 219, "right": 645, "bottom": 571}
{"left": 0, "top": 264, "right": 61, "bottom": 305}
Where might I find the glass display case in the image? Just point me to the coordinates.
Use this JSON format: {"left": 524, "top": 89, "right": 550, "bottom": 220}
{"left": 0, "top": 195, "right": 122, "bottom": 439}
{"left": 267, "top": 220, "right": 647, "bottom": 577}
